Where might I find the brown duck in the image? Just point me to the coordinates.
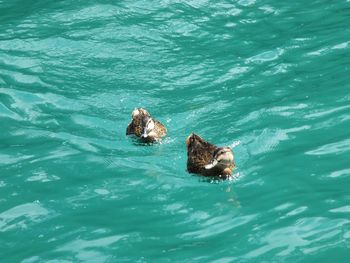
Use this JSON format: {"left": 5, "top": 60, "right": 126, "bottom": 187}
{"left": 186, "top": 133, "right": 235, "bottom": 178}
{"left": 126, "top": 108, "right": 167, "bottom": 143}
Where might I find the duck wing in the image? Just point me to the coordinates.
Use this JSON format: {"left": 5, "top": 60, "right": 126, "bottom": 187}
{"left": 126, "top": 115, "right": 144, "bottom": 136}
{"left": 154, "top": 120, "right": 167, "bottom": 137}
{"left": 187, "top": 143, "right": 217, "bottom": 173}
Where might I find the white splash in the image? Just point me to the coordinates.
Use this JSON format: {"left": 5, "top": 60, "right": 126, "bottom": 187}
{"left": 230, "top": 140, "right": 241, "bottom": 148}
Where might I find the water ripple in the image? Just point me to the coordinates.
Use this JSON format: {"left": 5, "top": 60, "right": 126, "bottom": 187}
{"left": 1, "top": 0, "right": 350, "bottom": 261}
{"left": 306, "top": 138, "right": 350, "bottom": 155}
{"left": 0, "top": 201, "right": 51, "bottom": 232}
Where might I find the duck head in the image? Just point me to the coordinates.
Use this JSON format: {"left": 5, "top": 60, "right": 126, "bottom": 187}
{"left": 205, "top": 147, "right": 234, "bottom": 172}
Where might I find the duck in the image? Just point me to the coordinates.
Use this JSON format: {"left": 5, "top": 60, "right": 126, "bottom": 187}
{"left": 126, "top": 108, "right": 167, "bottom": 143}
{"left": 186, "top": 133, "right": 235, "bottom": 179}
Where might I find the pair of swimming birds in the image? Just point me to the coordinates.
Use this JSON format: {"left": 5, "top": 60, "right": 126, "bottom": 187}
{"left": 126, "top": 108, "right": 235, "bottom": 179}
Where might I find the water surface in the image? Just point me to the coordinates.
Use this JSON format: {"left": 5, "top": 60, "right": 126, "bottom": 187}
{"left": 1, "top": 0, "right": 350, "bottom": 262}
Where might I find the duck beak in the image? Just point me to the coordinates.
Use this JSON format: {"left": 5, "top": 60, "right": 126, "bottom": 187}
{"left": 205, "top": 159, "right": 218, "bottom": 169}
{"left": 141, "top": 130, "right": 148, "bottom": 138}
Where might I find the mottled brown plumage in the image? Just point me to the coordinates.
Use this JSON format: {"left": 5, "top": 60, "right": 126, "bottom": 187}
{"left": 126, "top": 108, "right": 150, "bottom": 137}
{"left": 126, "top": 108, "right": 167, "bottom": 143}
{"left": 186, "top": 133, "right": 235, "bottom": 179}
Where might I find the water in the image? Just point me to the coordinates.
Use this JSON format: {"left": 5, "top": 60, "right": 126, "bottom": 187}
{"left": 1, "top": 0, "right": 350, "bottom": 262}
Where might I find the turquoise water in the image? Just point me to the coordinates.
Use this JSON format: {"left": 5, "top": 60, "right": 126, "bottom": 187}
{"left": 1, "top": 0, "right": 350, "bottom": 262}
